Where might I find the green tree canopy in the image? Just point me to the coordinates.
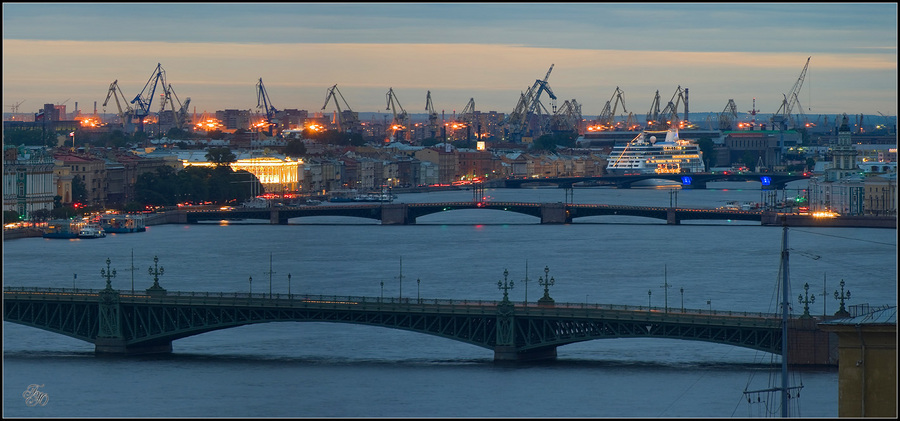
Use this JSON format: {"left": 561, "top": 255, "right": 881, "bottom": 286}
{"left": 206, "top": 147, "right": 237, "bottom": 166}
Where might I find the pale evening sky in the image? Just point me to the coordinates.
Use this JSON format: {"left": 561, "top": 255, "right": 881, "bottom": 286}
{"left": 2, "top": 2, "right": 897, "bottom": 121}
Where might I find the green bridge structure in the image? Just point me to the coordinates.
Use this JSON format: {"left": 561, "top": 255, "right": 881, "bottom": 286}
{"left": 3, "top": 275, "right": 836, "bottom": 365}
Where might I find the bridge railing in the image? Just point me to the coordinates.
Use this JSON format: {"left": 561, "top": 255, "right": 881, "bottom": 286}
{"left": 4, "top": 286, "right": 782, "bottom": 319}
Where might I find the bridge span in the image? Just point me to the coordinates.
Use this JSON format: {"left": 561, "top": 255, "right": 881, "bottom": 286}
{"left": 178, "top": 202, "right": 776, "bottom": 225}
{"left": 3, "top": 286, "right": 835, "bottom": 365}
{"left": 497, "top": 172, "right": 811, "bottom": 190}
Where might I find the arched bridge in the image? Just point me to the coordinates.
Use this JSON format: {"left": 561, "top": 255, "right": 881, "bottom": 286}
{"left": 180, "top": 202, "right": 776, "bottom": 225}
{"left": 3, "top": 287, "right": 830, "bottom": 364}
{"left": 499, "top": 172, "right": 810, "bottom": 190}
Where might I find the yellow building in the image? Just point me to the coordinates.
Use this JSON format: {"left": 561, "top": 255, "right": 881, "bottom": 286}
{"left": 819, "top": 305, "right": 897, "bottom": 418}
{"left": 183, "top": 156, "right": 303, "bottom": 194}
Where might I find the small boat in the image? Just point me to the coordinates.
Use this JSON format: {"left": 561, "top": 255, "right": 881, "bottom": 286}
{"left": 77, "top": 225, "right": 106, "bottom": 239}
{"left": 100, "top": 214, "right": 146, "bottom": 233}
{"left": 42, "top": 220, "right": 80, "bottom": 239}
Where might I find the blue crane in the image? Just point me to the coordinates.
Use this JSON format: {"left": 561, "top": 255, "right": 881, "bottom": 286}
{"left": 130, "top": 63, "right": 167, "bottom": 127}
{"left": 256, "top": 78, "right": 278, "bottom": 129}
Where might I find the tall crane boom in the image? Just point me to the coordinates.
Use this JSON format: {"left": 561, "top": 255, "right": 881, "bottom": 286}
{"left": 256, "top": 77, "right": 278, "bottom": 125}
{"left": 159, "top": 84, "right": 191, "bottom": 129}
{"left": 507, "top": 64, "right": 556, "bottom": 141}
{"left": 425, "top": 91, "right": 439, "bottom": 139}
{"left": 597, "top": 86, "right": 627, "bottom": 128}
{"left": 718, "top": 99, "right": 737, "bottom": 130}
{"left": 322, "top": 84, "right": 358, "bottom": 133}
{"left": 385, "top": 87, "right": 409, "bottom": 141}
{"left": 102, "top": 80, "right": 134, "bottom": 123}
{"left": 772, "top": 57, "right": 810, "bottom": 130}
{"left": 130, "top": 63, "right": 167, "bottom": 123}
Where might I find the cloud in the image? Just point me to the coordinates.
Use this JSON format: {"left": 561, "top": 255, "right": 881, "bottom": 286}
{"left": 3, "top": 39, "right": 897, "bottom": 115}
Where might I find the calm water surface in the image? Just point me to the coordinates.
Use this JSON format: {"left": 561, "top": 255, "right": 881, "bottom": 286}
{"left": 4, "top": 183, "right": 896, "bottom": 418}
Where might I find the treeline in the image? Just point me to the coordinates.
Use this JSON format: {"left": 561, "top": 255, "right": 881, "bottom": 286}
{"left": 134, "top": 165, "right": 262, "bottom": 206}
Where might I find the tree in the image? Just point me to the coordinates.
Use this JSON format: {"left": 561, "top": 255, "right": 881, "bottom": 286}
{"left": 696, "top": 137, "right": 717, "bottom": 171}
{"left": 30, "top": 208, "right": 51, "bottom": 222}
{"left": 206, "top": 147, "right": 237, "bottom": 167}
{"left": 3, "top": 210, "right": 20, "bottom": 223}
{"left": 284, "top": 139, "right": 307, "bottom": 157}
{"left": 72, "top": 176, "right": 88, "bottom": 203}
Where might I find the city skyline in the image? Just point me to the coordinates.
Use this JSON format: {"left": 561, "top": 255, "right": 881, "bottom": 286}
{"left": 2, "top": 3, "right": 897, "bottom": 120}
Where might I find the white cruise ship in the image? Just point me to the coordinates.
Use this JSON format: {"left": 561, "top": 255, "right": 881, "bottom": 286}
{"left": 605, "top": 129, "right": 705, "bottom": 175}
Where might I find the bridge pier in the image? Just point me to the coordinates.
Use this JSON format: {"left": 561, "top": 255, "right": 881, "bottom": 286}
{"left": 94, "top": 338, "right": 173, "bottom": 355}
{"left": 540, "top": 203, "right": 571, "bottom": 224}
{"left": 666, "top": 208, "right": 680, "bottom": 225}
{"left": 381, "top": 204, "right": 412, "bottom": 225}
{"left": 493, "top": 345, "right": 558, "bottom": 362}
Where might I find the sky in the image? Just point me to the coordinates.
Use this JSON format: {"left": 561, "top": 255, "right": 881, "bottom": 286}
{"left": 2, "top": 3, "right": 897, "bottom": 122}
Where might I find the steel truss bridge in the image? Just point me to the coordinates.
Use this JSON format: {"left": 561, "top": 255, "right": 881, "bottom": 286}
{"left": 4, "top": 286, "right": 826, "bottom": 363}
{"left": 497, "top": 172, "right": 810, "bottom": 190}
{"left": 180, "top": 202, "right": 774, "bottom": 225}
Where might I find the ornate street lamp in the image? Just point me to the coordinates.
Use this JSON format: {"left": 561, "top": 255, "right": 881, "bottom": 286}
{"left": 497, "top": 269, "right": 514, "bottom": 303}
{"left": 834, "top": 279, "right": 851, "bottom": 317}
{"left": 798, "top": 282, "right": 816, "bottom": 318}
{"left": 288, "top": 273, "right": 292, "bottom": 296}
{"left": 147, "top": 256, "right": 166, "bottom": 296}
{"left": 100, "top": 258, "right": 116, "bottom": 290}
{"left": 537, "top": 265, "right": 555, "bottom": 306}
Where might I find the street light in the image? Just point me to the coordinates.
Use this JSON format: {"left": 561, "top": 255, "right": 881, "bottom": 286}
{"left": 249, "top": 276, "right": 252, "bottom": 295}
{"left": 380, "top": 281, "right": 384, "bottom": 301}
{"left": 100, "top": 258, "right": 116, "bottom": 290}
{"left": 648, "top": 289, "right": 652, "bottom": 309}
{"left": 287, "top": 273, "right": 292, "bottom": 296}
{"left": 680, "top": 287, "right": 684, "bottom": 313}
{"left": 417, "top": 278, "right": 421, "bottom": 303}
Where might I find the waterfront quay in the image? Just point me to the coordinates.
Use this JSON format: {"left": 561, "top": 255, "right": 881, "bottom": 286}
{"left": 2, "top": 286, "right": 840, "bottom": 365}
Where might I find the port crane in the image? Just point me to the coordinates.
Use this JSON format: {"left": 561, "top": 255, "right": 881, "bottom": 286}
{"left": 7, "top": 99, "right": 25, "bottom": 114}
{"left": 596, "top": 87, "right": 627, "bottom": 129}
{"left": 718, "top": 99, "right": 738, "bottom": 130}
{"left": 425, "top": 91, "right": 439, "bottom": 139}
{"left": 772, "top": 57, "right": 810, "bottom": 130}
{"left": 385, "top": 87, "right": 409, "bottom": 142}
{"left": 102, "top": 80, "right": 135, "bottom": 124}
{"left": 551, "top": 99, "right": 582, "bottom": 133}
{"left": 648, "top": 86, "right": 686, "bottom": 130}
{"left": 454, "top": 97, "right": 477, "bottom": 141}
{"left": 507, "top": 64, "right": 556, "bottom": 141}
{"left": 159, "top": 84, "right": 191, "bottom": 130}
{"left": 130, "top": 63, "right": 167, "bottom": 128}
{"left": 321, "top": 84, "right": 359, "bottom": 133}
{"left": 645, "top": 90, "right": 661, "bottom": 130}
{"left": 256, "top": 77, "right": 278, "bottom": 133}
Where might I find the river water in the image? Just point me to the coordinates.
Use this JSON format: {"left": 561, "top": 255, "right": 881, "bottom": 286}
{"left": 3, "top": 182, "right": 897, "bottom": 418}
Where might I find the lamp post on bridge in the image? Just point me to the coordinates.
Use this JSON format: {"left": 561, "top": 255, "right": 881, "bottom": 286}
{"left": 380, "top": 281, "right": 384, "bottom": 302}
{"left": 249, "top": 276, "right": 252, "bottom": 295}
{"left": 497, "top": 269, "right": 514, "bottom": 303}
{"left": 798, "top": 282, "right": 815, "bottom": 318}
{"left": 100, "top": 258, "right": 117, "bottom": 290}
{"left": 288, "top": 273, "right": 291, "bottom": 296}
{"left": 648, "top": 289, "right": 652, "bottom": 310}
{"left": 680, "top": 287, "right": 684, "bottom": 313}
{"left": 417, "top": 278, "right": 421, "bottom": 303}
{"left": 147, "top": 256, "right": 166, "bottom": 296}
{"left": 537, "top": 265, "right": 555, "bottom": 306}
{"left": 834, "top": 279, "right": 851, "bottom": 317}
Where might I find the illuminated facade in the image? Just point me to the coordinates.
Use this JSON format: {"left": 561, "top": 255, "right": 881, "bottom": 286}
{"left": 3, "top": 147, "right": 56, "bottom": 219}
{"left": 183, "top": 156, "right": 303, "bottom": 193}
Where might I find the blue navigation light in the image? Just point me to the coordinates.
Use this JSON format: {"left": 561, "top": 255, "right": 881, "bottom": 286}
{"left": 760, "top": 176, "right": 772, "bottom": 186}
{"left": 681, "top": 176, "right": 692, "bottom": 185}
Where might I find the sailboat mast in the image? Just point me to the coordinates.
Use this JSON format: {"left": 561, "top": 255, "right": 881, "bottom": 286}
{"left": 781, "top": 225, "right": 790, "bottom": 418}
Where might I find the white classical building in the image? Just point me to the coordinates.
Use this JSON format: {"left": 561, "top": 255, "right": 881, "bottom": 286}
{"left": 2, "top": 146, "right": 57, "bottom": 219}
